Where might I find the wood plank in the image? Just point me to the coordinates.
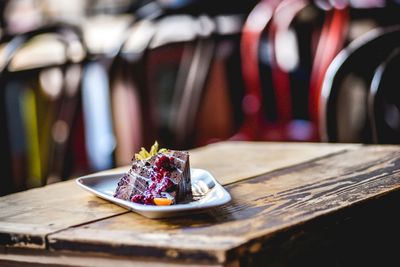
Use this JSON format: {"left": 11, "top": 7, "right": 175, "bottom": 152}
{"left": 189, "top": 141, "right": 358, "bottom": 185}
{"left": 0, "top": 247, "right": 226, "bottom": 267}
{"left": 0, "top": 181, "right": 127, "bottom": 249}
{"left": 236, "top": 189, "right": 400, "bottom": 266}
{"left": 48, "top": 145, "right": 400, "bottom": 264}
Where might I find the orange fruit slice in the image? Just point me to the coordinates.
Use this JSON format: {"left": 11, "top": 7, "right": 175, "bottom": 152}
{"left": 154, "top": 198, "right": 173, "bottom": 206}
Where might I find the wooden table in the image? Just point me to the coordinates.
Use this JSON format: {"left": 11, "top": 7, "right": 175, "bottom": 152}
{"left": 1, "top": 141, "right": 400, "bottom": 266}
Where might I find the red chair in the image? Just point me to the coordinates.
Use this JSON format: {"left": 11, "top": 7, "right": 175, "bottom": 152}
{"left": 309, "top": 4, "right": 349, "bottom": 140}
{"left": 231, "top": 0, "right": 280, "bottom": 141}
{"left": 234, "top": 0, "right": 350, "bottom": 142}
{"left": 269, "top": 0, "right": 311, "bottom": 141}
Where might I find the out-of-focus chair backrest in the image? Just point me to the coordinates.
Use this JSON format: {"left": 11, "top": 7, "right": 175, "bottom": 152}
{"left": 369, "top": 48, "right": 400, "bottom": 144}
{"left": 320, "top": 26, "right": 400, "bottom": 143}
{"left": 110, "top": 13, "right": 244, "bottom": 166}
{"left": 0, "top": 24, "right": 86, "bottom": 195}
{"left": 233, "top": 0, "right": 347, "bottom": 142}
{"left": 236, "top": 0, "right": 400, "bottom": 143}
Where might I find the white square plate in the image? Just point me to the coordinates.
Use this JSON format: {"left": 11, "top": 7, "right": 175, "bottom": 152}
{"left": 76, "top": 168, "right": 231, "bottom": 218}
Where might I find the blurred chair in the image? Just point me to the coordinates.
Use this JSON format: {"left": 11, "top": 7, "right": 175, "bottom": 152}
{"left": 232, "top": 0, "right": 280, "bottom": 141}
{"left": 369, "top": 48, "right": 400, "bottom": 144}
{"left": 308, "top": 3, "right": 349, "bottom": 139}
{"left": 269, "top": 0, "right": 309, "bottom": 139}
{"left": 234, "top": 0, "right": 342, "bottom": 142}
{"left": 236, "top": 0, "right": 400, "bottom": 143}
{"left": 0, "top": 24, "right": 86, "bottom": 194}
{"left": 320, "top": 26, "right": 400, "bottom": 143}
{"left": 110, "top": 13, "right": 244, "bottom": 163}
{"left": 194, "top": 14, "right": 244, "bottom": 147}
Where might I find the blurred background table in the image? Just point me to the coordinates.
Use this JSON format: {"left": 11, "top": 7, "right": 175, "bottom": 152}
{"left": 1, "top": 141, "right": 400, "bottom": 266}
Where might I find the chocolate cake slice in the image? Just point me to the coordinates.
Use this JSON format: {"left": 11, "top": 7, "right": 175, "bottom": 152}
{"left": 114, "top": 149, "right": 192, "bottom": 205}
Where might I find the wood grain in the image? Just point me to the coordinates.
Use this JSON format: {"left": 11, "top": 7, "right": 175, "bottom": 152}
{"left": 235, "top": 189, "right": 400, "bottom": 266}
{"left": 0, "top": 248, "right": 225, "bottom": 267}
{"left": 47, "top": 145, "right": 400, "bottom": 264}
{"left": 0, "top": 181, "right": 127, "bottom": 249}
{"left": 189, "top": 141, "right": 358, "bottom": 185}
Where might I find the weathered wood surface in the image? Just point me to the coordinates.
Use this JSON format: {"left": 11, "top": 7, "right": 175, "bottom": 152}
{"left": 0, "top": 181, "right": 127, "bottom": 249}
{"left": 0, "top": 248, "right": 226, "bottom": 267}
{"left": 236, "top": 189, "right": 400, "bottom": 266}
{"left": 0, "top": 141, "right": 353, "bottom": 250}
{"left": 189, "top": 141, "right": 357, "bottom": 185}
{"left": 46, "top": 145, "right": 400, "bottom": 265}
{"left": 1, "top": 142, "right": 400, "bottom": 266}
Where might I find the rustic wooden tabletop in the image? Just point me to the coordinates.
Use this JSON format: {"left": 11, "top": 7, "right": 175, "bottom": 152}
{"left": 1, "top": 141, "right": 400, "bottom": 267}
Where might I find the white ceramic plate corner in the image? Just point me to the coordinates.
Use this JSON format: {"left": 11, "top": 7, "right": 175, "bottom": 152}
{"left": 75, "top": 168, "right": 231, "bottom": 219}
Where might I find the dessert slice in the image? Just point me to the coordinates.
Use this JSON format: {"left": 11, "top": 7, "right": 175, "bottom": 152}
{"left": 114, "top": 142, "right": 192, "bottom": 205}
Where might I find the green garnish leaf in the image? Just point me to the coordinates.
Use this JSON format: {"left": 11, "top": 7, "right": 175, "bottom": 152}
{"left": 134, "top": 141, "right": 166, "bottom": 160}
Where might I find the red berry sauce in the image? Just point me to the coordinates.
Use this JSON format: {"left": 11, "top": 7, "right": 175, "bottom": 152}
{"left": 131, "top": 155, "right": 176, "bottom": 205}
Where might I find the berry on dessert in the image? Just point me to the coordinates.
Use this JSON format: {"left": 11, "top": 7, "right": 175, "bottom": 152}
{"left": 114, "top": 142, "right": 192, "bottom": 205}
